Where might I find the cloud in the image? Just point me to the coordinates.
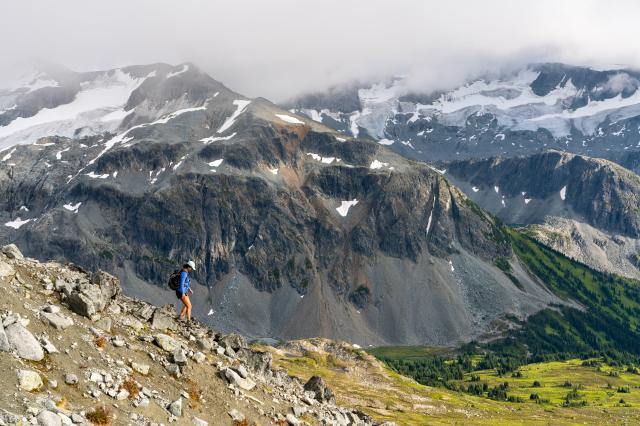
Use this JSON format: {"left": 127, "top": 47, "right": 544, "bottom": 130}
{"left": 2, "top": 0, "right": 640, "bottom": 102}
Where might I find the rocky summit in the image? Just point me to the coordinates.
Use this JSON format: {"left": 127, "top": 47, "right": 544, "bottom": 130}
{"left": 0, "top": 63, "right": 565, "bottom": 346}
{"left": 0, "top": 244, "right": 384, "bottom": 426}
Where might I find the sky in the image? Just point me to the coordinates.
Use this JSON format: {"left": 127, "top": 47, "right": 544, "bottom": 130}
{"left": 2, "top": 0, "right": 640, "bottom": 102}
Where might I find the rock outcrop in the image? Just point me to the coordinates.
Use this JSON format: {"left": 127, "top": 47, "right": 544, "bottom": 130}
{"left": 0, "top": 244, "right": 384, "bottom": 425}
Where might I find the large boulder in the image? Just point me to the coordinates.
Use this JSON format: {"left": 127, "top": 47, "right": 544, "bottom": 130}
{"left": 304, "top": 376, "right": 336, "bottom": 404}
{"left": 5, "top": 323, "right": 44, "bottom": 361}
{"left": 237, "top": 348, "right": 272, "bottom": 375}
{"left": 154, "top": 334, "right": 179, "bottom": 352}
{"left": 1, "top": 244, "right": 24, "bottom": 260}
{"left": 150, "top": 307, "right": 177, "bottom": 331}
{"left": 36, "top": 410, "right": 61, "bottom": 426}
{"left": 218, "top": 333, "right": 247, "bottom": 351}
{"left": 66, "top": 271, "right": 121, "bottom": 317}
{"left": 220, "top": 367, "right": 256, "bottom": 391}
{"left": 41, "top": 311, "right": 73, "bottom": 330}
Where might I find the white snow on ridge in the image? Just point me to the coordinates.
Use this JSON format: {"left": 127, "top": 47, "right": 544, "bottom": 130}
{"left": 524, "top": 198, "right": 532, "bottom": 204}
{"left": 472, "top": 186, "right": 479, "bottom": 192}
{"left": 1, "top": 148, "right": 16, "bottom": 161}
{"left": 200, "top": 132, "right": 237, "bottom": 144}
{"left": 269, "top": 168, "right": 279, "bottom": 175}
{"left": 377, "top": 138, "right": 394, "bottom": 145}
{"left": 208, "top": 159, "right": 224, "bottom": 167}
{"left": 86, "top": 171, "right": 109, "bottom": 179}
{"left": 370, "top": 160, "right": 389, "bottom": 169}
{"left": 56, "top": 147, "right": 70, "bottom": 160}
{"left": 218, "top": 100, "right": 251, "bottom": 134}
{"left": 4, "top": 217, "right": 32, "bottom": 229}
{"left": 306, "top": 153, "right": 339, "bottom": 164}
{"left": 494, "top": 186, "right": 500, "bottom": 193}
{"left": 336, "top": 199, "right": 358, "bottom": 217}
{"left": 0, "top": 69, "right": 147, "bottom": 147}
{"left": 63, "top": 202, "right": 82, "bottom": 213}
{"left": 166, "top": 64, "right": 189, "bottom": 79}
{"left": 275, "top": 114, "right": 305, "bottom": 125}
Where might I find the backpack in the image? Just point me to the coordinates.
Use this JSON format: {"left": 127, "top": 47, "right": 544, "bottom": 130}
{"left": 168, "top": 270, "right": 182, "bottom": 290}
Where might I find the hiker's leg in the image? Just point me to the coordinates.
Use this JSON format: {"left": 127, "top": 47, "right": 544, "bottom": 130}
{"left": 183, "top": 295, "right": 192, "bottom": 320}
{"left": 179, "top": 303, "right": 187, "bottom": 318}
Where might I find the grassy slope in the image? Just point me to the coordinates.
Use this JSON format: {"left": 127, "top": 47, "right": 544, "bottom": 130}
{"left": 263, "top": 342, "right": 640, "bottom": 425}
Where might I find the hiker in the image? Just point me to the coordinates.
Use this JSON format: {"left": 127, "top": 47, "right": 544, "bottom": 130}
{"left": 176, "top": 260, "right": 195, "bottom": 322}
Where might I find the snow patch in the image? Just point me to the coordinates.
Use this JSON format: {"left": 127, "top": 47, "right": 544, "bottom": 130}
{"left": 200, "top": 132, "right": 236, "bottom": 144}
{"left": 560, "top": 185, "right": 567, "bottom": 200}
{"left": 472, "top": 186, "right": 479, "bottom": 192}
{"left": 86, "top": 171, "right": 109, "bottom": 179}
{"left": 269, "top": 168, "right": 279, "bottom": 175}
{"left": 63, "top": 202, "right": 82, "bottom": 213}
{"left": 377, "top": 138, "right": 394, "bottom": 145}
{"left": 4, "top": 217, "right": 32, "bottom": 229}
{"left": 166, "top": 64, "right": 189, "bottom": 79}
{"left": 55, "top": 147, "right": 70, "bottom": 160}
{"left": 1, "top": 148, "right": 16, "bottom": 161}
{"left": 369, "top": 160, "right": 389, "bottom": 169}
{"left": 336, "top": 199, "right": 358, "bottom": 217}
{"left": 275, "top": 114, "right": 305, "bottom": 125}
{"left": 208, "top": 159, "right": 224, "bottom": 167}
{"left": 217, "top": 100, "right": 251, "bottom": 133}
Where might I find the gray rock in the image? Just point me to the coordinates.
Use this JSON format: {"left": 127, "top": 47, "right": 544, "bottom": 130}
{"left": 0, "top": 324, "right": 9, "bottom": 352}
{"left": 17, "top": 369, "right": 43, "bottom": 391}
{"left": 221, "top": 367, "right": 256, "bottom": 391}
{"left": 286, "top": 413, "right": 301, "bottom": 425}
{"left": 115, "top": 389, "right": 130, "bottom": 400}
{"left": 218, "top": 333, "right": 247, "bottom": 351}
{"left": 131, "top": 362, "right": 150, "bottom": 375}
{"left": 172, "top": 348, "right": 187, "bottom": 365}
{"left": 36, "top": 410, "right": 62, "bottom": 426}
{"left": 43, "top": 305, "right": 61, "bottom": 314}
{"left": 292, "top": 406, "right": 307, "bottom": 417}
{"left": 40, "top": 337, "right": 58, "bottom": 354}
{"left": 41, "top": 311, "right": 73, "bottom": 330}
{"left": 155, "top": 334, "right": 179, "bottom": 352}
{"left": 70, "top": 413, "right": 84, "bottom": 423}
{"left": 192, "top": 417, "right": 208, "bottom": 426}
{"left": 240, "top": 349, "right": 273, "bottom": 375}
{"left": 196, "top": 338, "right": 215, "bottom": 351}
{"left": 1, "top": 244, "right": 23, "bottom": 260}
{"left": 191, "top": 351, "right": 206, "bottom": 363}
{"left": 65, "top": 273, "right": 120, "bottom": 318}
{"left": 227, "top": 409, "right": 244, "bottom": 422}
{"left": 304, "top": 376, "right": 335, "bottom": 404}
{"left": 234, "top": 365, "right": 249, "bottom": 379}
{"left": 0, "top": 261, "right": 14, "bottom": 279}
{"left": 95, "top": 317, "right": 112, "bottom": 333}
{"left": 151, "top": 309, "right": 177, "bottom": 331}
{"left": 5, "top": 323, "right": 44, "bottom": 361}
{"left": 64, "top": 373, "right": 78, "bottom": 385}
{"left": 166, "top": 364, "right": 181, "bottom": 378}
{"left": 167, "top": 398, "right": 182, "bottom": 417}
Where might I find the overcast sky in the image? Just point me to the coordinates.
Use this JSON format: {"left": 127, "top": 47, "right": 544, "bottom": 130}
{"left": 2, "top": 0, "right": 640, "bottom": 101}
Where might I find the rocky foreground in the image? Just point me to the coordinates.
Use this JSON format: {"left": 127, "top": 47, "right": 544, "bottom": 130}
{"left": 0, "top": 244, "right": 385, "bottom": 426}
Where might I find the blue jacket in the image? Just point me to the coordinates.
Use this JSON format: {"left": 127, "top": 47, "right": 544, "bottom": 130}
{"left": 179, "top": 271, "right": 191, "bottom": 294}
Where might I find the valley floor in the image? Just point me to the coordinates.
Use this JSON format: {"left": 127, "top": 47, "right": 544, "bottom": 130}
{"left": 263, "top": 340, "right": 640, "bottom": 425}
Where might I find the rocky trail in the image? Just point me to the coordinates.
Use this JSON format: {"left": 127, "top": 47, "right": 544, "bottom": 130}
{"left": 0, "top": 244, "right": 383, "bottom": 426}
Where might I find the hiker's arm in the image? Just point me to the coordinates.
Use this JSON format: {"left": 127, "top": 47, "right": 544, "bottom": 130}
{"left": 179, "top": 272, "right": 188, "bottom": 293}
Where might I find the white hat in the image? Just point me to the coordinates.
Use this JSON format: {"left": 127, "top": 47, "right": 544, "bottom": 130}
{"left": 186, "top": 260, "right": 196, "bottom": 270}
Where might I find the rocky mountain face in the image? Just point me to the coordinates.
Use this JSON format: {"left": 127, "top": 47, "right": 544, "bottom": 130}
{"left": 445, "top": 150, "right": 640, "bottom": 279}
{"left": 0, "top": 63, "right": 565, "bottom": 346}
{"left": 286, "top": 63, "right": 640, "bottom": 166}
{"left": 0, "top": 244, "right": 382, "bottom": 426}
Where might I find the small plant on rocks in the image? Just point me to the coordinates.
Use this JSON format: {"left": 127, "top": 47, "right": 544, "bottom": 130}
{"left": 94, "top": 336, "right": 108, "bottom": 349}
{"left": 86, "top": 404, "right": 112, "bottom": 425}
{"left": 120, "top": 378, "right": 139, "bottom": 399}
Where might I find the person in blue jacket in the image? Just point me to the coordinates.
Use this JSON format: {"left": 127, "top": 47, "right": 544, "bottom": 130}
{"left": 177, "top": 260, "right": 195, "bottom": 322}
